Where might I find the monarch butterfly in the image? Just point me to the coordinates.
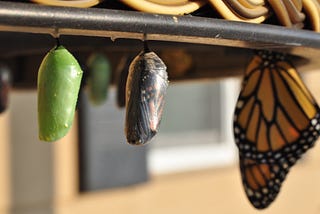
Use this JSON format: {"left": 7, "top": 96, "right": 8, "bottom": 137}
{"left": 38, "top": 45, "right": 83, "bottom": 142}
{"left": 86, "top": 53, "right": 111, "bottom": 105}
{"left": 125, "top": 43, "right": 168, "bottom": 145}
{"left": 233, "top": 50, "right": 320, "bottom": 208}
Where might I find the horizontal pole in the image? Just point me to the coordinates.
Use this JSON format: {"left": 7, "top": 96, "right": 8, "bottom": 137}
{"left": 0, "top": 2, "right": 320, "bottom": 52}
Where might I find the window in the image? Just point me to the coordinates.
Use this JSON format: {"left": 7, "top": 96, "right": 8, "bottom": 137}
{"left": 148, "top": 77, "right": 241, "bottom": 174}
{"left": 78, "top": 77, "right": 241, "bottom": 190}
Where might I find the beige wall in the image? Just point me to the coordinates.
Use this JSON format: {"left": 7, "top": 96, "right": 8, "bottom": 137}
{"left": 0, "top": 110, "right": 10, "bottom": 213}
{"left": 0, "top": 90, "right": 78, "bottom": 214}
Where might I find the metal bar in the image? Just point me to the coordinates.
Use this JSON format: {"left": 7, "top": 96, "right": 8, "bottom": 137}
{"left": 0, "top": 1, "right": 320, "bottom": 53}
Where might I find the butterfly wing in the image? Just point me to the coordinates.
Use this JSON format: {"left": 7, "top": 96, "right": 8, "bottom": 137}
{"left": 234, "top": 51, "right": 320, "bottom": 164}
{"left": 235, "top": 51, "right": 320, "bottom": 209}
{"left": 239, "top": 155, "right": 290, "bottom": 209}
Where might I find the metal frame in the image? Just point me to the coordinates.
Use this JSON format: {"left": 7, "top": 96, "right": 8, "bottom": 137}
{"left": 0, "top": 2, "right": 320, "bottom": 52}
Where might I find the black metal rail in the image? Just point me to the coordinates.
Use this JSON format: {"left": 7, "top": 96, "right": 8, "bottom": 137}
{"left": 0, "top": 1, "right": 320, "bottom": 51}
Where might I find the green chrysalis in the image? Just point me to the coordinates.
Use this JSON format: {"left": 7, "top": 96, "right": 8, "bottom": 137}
{"left": 86, "top": 53, "right": 111, "bottom": 105}
{"left": 38, "top": 45, "right": 83, "bottom": 142}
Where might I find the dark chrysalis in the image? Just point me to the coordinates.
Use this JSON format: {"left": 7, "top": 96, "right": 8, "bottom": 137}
{"left": 115, "top": 55, "right": 134, "bottom": 108}
{"left": 0, "top": 64, "right": 10, "bottom": 114}
{"left": 125, "top": 42, "right": 169, "bottom": 145}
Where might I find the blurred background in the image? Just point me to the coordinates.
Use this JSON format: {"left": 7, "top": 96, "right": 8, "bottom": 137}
{"left": 1, "top": 21, "right": 320, "bottom": 214}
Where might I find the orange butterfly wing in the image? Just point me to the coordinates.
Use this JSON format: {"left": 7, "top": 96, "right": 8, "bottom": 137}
{"left": 239, "top": 155, "right": 289, "bottom": 209}
{"left": 234, "top": 51, "right": 320, "bottom": 164}
{"left": 234, "top": 51, "right": 320, "bottom": 209}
